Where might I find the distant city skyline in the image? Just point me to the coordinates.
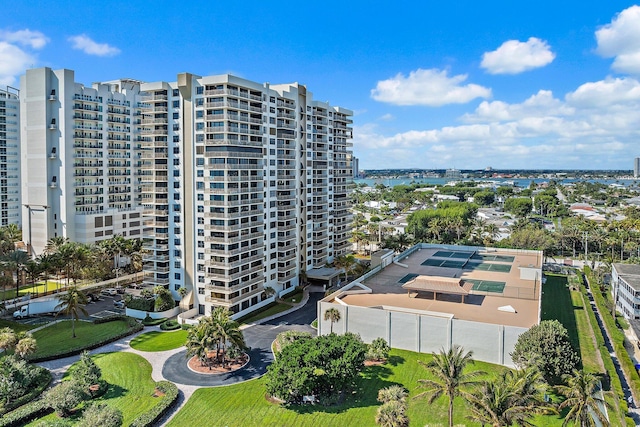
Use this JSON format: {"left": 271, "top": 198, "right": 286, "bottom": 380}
{"left": 2, "top": 1, "right": 640, "bottom": 169}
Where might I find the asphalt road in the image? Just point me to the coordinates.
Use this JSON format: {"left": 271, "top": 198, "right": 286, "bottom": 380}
{"left": 161, "top": 291, "right": 323, "bottom": 387}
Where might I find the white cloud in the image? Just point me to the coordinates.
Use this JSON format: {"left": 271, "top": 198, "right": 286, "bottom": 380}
{"left": 378, "top": 113, "right": 395, "bottom": 121}
{"left": 0, "top": 29, "right": 48, "bottom": 49}
{"left": 566, "top": 77, "right": 640, "bottom": 107}
{"left": 481, "top": 37, "right": 555, "bottom": 75}
{"left": 0, "top": 28, "right": 47, "bottom": 86}
{"left": 371, "top": 68, "right": 491, "bottom": 106}
{"left": 355, "top": 76, "right": 640, "bottom": 169}
{"left": 596, "top": 5, "right": 640, "bottom": 74}
{"left": 0, "top": 41, "right": 34, "bottom": 86}
{"left": 68, "top": 34, "right": 120, "bottom": 57}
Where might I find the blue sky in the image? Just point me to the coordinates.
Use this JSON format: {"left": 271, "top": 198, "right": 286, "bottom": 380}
{"left": 2, "top": 1, "right": 640, "bottom": 170}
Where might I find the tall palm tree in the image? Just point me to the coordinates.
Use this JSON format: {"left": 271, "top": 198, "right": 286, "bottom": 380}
{"left": 14, "top": 334, "right": 37, "bottom": 359}
{"left": 44, "top": 236, "right": 68, "bottom": 255}
{"left": 212, "top": 307, "right": 246, "bottom": 366}
{"left": 415, "top": 345, "right": 484, "bottom": 427}
{"left": 556, "top": 369, "right": 610, "bottom": 427}
{"left": 334, "top": 254, "right": 356, "bottom": 282}
{"left": 324, "top": 307, "right": 341, "bottom": 334}
{"left": 3, "top": 250, "right": 30, "bottom": 298}
{"left": 55, "top": 286, "right": 88, "bottom": 338}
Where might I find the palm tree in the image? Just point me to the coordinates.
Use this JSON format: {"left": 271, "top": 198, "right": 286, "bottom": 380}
{"left": 415, "top": 345, "right": 484, "bottom": 427}
{"left": 44, "top": 236, "right": 68, "bottom": 255}
{"left": 334, "top": 254, "right": 356, "bottom": 282}
{"left": 556, "top": 369, "right": 610, "bottom": 427}
{"left": 214, "top": 309, "right": 246, "bottom": 366}
{"left": 378, "top": 385, "right": 408, "bottom": 404}
{"left": 186, "top": 320, "right": 212, "bottom": 367}
{"left": 324, "top": 307, "right": 341, "bottom": 334}
{"left": 14, "top": 334, "right": 37, "bottom": 359}
{"left": 3, "top": 250, "right": 30, "bottom": 298}
{"left": 375, "top": 399, "right": 409, "bottom": 427}
{"left": 0, "top": 327, "right": 17, "bottom": 353}
{"left": 55, "top": 286, "right": 88, "bottom": 338}
{"left": 466, "top": 369, "right": 553, "bottom": 427}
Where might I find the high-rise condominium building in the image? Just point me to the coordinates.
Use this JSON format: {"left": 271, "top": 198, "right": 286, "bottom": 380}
{"left": 0, "top": 87, "right": 21, "bottom": 227}
{"left": 20, "top": 68, "right": 353, "bottom": 318}
{"left": 20, "top": 68, "right": 147, "bottom": 257}
{"left": 635, "top": 157, "right": 640, "bottom": 178}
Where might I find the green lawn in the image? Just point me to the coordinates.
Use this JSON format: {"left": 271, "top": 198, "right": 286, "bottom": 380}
{"left": 238, "top": 302, "right": 292, "bottom": 325}
{"left": 0, "top": 319, "right": 36, "bottom": 333}
{"left": 541, "top": 274, "right": 600, "bottom": 372}
{"left": 168, "top": 348, "right": 564, "bottom": 427}
{"left": 0, "top": 281, "right": 63, "bottom": 301}
{"left": 30, "top": 320, "right": 132, "bottom": 359}
{"left": 282, "top": 289, "right": 303, "bottom": 304}
{"left": 130, "top": 329, "right": 188, "bottom": 352}
{"left": 27, "top": 352, "right": 159, "bottom": 426}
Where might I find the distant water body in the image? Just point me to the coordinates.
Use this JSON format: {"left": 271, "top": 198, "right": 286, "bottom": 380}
{"left": 354, "top": 177, "right": 638, "bottom": 188}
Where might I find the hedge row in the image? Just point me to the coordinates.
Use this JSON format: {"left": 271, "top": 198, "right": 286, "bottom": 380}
{"left": 160, "top": 320, "right": 180, "bottom": 331}
{"left": 142, "top": 317, "right": 166, "bottom": 326}
{"left": 0, "top": 399, "right": 53, "bottom": 427}
{"left": 0, "top": 367, "right": 51, "bottom": 415}
{"left": 129, "top": 381, "right": 179, "bottom": 427}
{"left": 28, "top": 320, "right": 143, "bottom": 363}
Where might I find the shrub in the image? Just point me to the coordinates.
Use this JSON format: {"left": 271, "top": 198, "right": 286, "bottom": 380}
{"left": 0, "top": 356, "right": 50, "bottom": 414}
{"left": 77, "top": 403, "right": 122, "bottom": 427}
{"left": 142, "top": 317, "right": 166, "bottom": 326}
{"left": 154, "top": 288, "right": 175, "bottom": 312}
{"left": 125, "top": 296, "right": 154, "bottom": 312}
{"left": 274, "top": 330, "right": 312, "bottom": 353}
{"left": 366, "top": 337, "right": 390, "bottom": 361}
{"left": 44, "top": 380, "right": 85, "bottom": 417}
{"left": 160, "top": 319, "right": 181, "bottom": 331}
{"left": 266, "top": 332, "right": 367, "bottom": 404}
{"left": 376, "top": 400, "right": 409, "bottom": 427}
{"left": 511, "top": 319, "right": 580, "bottom": 385}
{"left": 129, "top": 381, "right": 179, "bottom": 427}
{"left": 70, "top": 351, "right": 102, "bottom": 397}
{"left": 0, "top": 399, "right": 53, "bottom": 427}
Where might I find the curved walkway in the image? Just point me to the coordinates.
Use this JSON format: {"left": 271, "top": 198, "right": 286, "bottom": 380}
{"left": 37, "top": 290, "right": 323, "bottom": 426}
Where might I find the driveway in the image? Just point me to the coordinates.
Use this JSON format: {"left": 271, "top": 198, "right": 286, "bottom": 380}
{"left": 161, "top": 291, "right": 322, "bottom": 386}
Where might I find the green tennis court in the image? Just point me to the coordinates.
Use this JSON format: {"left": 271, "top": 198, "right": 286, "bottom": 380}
{"left": 422, "top": 259, "right": 466, "bottom": 268}
{"left": 434, "top": 250, "right": 474, "bottom": 259}
{"left": 472, "top": 254, "right": 515, "bottom": 262}
{"left": 465, "top": 262, "right": 511, "bottom": 273}
{"left": 398, "top": 273, "right": 420, "bottom": 284}
{"left": 465, "top": 279, "right": 506, "bottom": 293}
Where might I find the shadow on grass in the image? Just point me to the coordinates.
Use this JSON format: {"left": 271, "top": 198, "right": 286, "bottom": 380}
{"left": 100, "top": 383, "right": 128, "bottom": 400}
{"left": 286, "top": 362, "right": 404, "bottom": 415}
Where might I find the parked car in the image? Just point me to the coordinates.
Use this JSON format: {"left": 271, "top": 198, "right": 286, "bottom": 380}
{"left": 101, "top": 288, "right": 118, "bottom": 296}
{"left": 115, "top": 285, "right": 125, "bottom": 294}
{"left": 113, "top": 300, "right": 125, "bottom": 309}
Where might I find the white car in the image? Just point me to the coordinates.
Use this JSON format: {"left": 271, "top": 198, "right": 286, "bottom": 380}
{"left": 101, "top": 288, "right": 118, "bottom": 296}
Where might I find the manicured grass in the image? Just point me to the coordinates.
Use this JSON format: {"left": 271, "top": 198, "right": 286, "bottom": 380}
{"left": 0, "top": 281, "right": 62, "bottom": 301}
{"left": 27, "top": 352, "right": 159, "bottom": 426}
{"left": 237, "top": 302, "right": 291, "bottom": 325}
{"left": 541, "top": 274, "right": 600, "bottom": 372}
{"left": 0, "top": 319, "right": 36, "bottom": 333}
{"left": 282, "top": 289, "right": 303, "bottom": 304}
{"left": 168, "top": 348, "right": 564, "bottom": 427}
{"left": 30, "top": 320, "right": 132, "bottom": 359}
{"left": 130, "top": 329, "right": 188, "bottom": 352}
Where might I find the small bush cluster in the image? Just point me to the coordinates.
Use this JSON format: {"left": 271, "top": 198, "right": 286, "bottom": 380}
{"left": 160, "top": 319, "right": 181, "bottom": 331}
{"left": 0, "top": 356, "right": 51, "bottom": 414}
{"left": 124, "top": 295, "right": 155, "bottom": 312}
{"left": 366, "top": 338, "right": 390, "bottom": 362}
{"left": 129, "top": 381, "right": 179, "bottom": 427}
{"left": 376, "top": 385, "right": 409, "bottom": 427}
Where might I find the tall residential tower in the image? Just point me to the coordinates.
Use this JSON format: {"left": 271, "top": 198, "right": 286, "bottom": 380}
{"left": 0, "top": 87, "right": 20, "bottom": 227}
{"left": 20, "top": 68, "right": 353, "bottom": 318}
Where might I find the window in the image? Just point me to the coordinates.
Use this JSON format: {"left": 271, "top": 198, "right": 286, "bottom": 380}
{"left": 174, "top": 227, "right": 181, "bottom": 235}
{"left": 174, "top": 249, "right": 182, "bottom": 257}
{"left": 174, "top": 283, "right": 181, "bottom": 290}
{"left": 196, "top": 110, "right": 203, "bottom": 118}
{"left": 174, "top": 239, "right": 181, "bottom": 246}
{"left": 174, "top": 273, "right": 181, "bottom": 280}
{"left": 196, "top": 86, "right": 203, "bottom": 95}
{"left": 173, "top": 112, "right": 179, "bottom": 119}
{"left": 175, "top": 261, "right": 181, "bottom": 268}
{"left": 172, "top": 100, "right": 180, "bottom": 108}
{"left": 173, "top": 170, "right": 180, "bottom": 177}
{"left": 195, "top": 98, "right": 203, "bottom": 106}
{"left": 196, "top": 122, "right": 204, "bottom": 131}
{"left": 173, "top": 159, "right": 180, "bottom": 165}
{"left": 173, "top": 89, "right": 179, "bottom": 97}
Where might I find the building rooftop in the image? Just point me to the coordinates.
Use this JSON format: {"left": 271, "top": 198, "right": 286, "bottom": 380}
{"left": 334, "top": 245, "right": 542, "bottom": 329}
{"left": 613, "top": 263, "right": 640, "bottom": 291}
